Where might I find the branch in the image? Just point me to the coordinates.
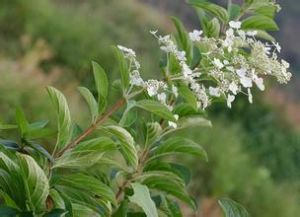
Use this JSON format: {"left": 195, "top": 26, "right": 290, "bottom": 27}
{"left": 56, "top": 98, "right": 126, "bottom": 158}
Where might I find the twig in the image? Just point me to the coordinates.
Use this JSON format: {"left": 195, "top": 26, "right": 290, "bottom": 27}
{"left": 56, "top": 98, "right": 125, "bottom": 158}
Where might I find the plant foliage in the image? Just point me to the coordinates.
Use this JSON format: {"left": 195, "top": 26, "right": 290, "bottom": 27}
{"left": 0, "top": 0, "right": 290, "bottom": 216}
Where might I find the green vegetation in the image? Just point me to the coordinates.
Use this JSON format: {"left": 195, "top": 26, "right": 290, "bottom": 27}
{"left": 0, "top": 0, "right": 299, "bottom": 216}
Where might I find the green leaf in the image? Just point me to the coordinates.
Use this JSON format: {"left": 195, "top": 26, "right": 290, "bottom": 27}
{"left": 49, "top": 189, "right": 65, "bottom": 209}
{"left": 136, "top": 100, "right": 175, "bottom": 121}
{"left": 206, "top": 18, "right": 221, "bottom": 38}
{"left": 0, "top": 149, "right": 27, "bottom": 210}
{"left": 150, "top": 137, "right": 208, "bottom": 161}
{"left": 129, "top": 183, "right": 158, "bottom": 217}
{"left": 18, "top": 154, "right": 50, "bottom": 212}
{"left": 228, "top": 4, "right": 241, "bottom": 20}
{"left": 43, "top": 209, "right": 67, "bottom": 217}
{"left": 218, "top": 198, "right": 249, "bottom": 217}
{"left": 112, "top": 200, "right": 128, "bottom": 217}
{"left": 246, "top": 0, "right": 278, "bottom": 18}
{"left": 173, "top": 104, "right": 200, "bottom": 117}
{"left": 0, "top": 124, "right": 17, "bottom": 130}
{"left": 189, "top": 0, "right": 229, "bottom": 23}
{"left": 137, "top": 171, "right": 196, "bottom": 209}
{"left": 165, "top": 198, "right": 182, "bottom": 217}
{"left": 15, "top": 108, "right": 29, "bottom": 137}
{"left": 178, "top": 85, "right": 198, "bottom": 109}
{"left": 53, "top": 137, "right": 116, "bottom": 169}
{"left": 47, "top": 87, "right": 72, "bottom": 152}
{"left": 72, "top": 204, "right": 100, "bottom": 217}
{"left": 255, "top": 30, "right": 275, "bottom": 42}
{"left": 178, "top": 116, "right": 212, "bottom": 129}
{"left": 171, "top": 17, "right": 192, "bottom": 63}
{"left": 144, "top": 122, "right": 162, "bottom": 147}
{"left": 191, "top": 46, "right": 202, "bottom": 69}
{"left": 26, "top": 143, "right": 53, "bottom": 163}
{"left": 103, "top": 126, "right": 138, "bottom": 169}
{"left": 92, "top": 61, "right": 109, "bottom": 114}
{"left": 144, "top": 162, "right": 191, "bottom": 185}
{"left": 113, "top": 47, "right": 130, "bottom": 92}
{"left": 0, "top": 206, "right": 19, "bottom": 217}
{"left": 57, "top": 174, "right": 116, "bottom": 206}
{"left": 77, "top": 87, "right": 98, "bottom": 123}
{"left": 0, "top": 140, "right": 20, "bottom": 151}
{"left": 28, "top": 121, "right": 49, "bottom": 131}
{"left": 242, "top": 15, "right": 279, "bottom": 31}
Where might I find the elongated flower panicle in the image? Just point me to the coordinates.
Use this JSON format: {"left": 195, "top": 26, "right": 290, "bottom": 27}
{"left": 119, "top": 18, "right": 291, "bottom": 111}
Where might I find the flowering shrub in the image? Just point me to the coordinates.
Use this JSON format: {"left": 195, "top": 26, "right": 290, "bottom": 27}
{"left": 0, "top": 0, "right": 291, "bottom": 216}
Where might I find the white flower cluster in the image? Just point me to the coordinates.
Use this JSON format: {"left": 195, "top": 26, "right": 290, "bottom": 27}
{"left": 117, "top": 45, "right": 177, "bottom": 111}
{"left": 151, "top": 31, "right": 210, "bottom": 109}
{"left": 202, "top": 21, "right": 292, "bottom": 108}
{"left": 118, "top": 20, "right": 291, "bottom": 112}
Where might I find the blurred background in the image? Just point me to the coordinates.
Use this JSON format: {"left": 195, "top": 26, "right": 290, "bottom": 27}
{"left": 0, "top": 0, "right": 299, "bottom": 216}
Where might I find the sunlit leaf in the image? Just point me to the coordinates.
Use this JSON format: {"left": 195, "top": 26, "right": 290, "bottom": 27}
{"left": 136, "top": 100, "right": 176, "bottom": 121}
{"left": 77, "top": 86, "right": 98, "bottom": 122}
{"left": 129, "top": 183, "right": 158, "bottom": 217}
{"left": 92, "top": 61, "right": 109, "bottom": 114}
{"left": 47, "top": 87, "right": 72, "bottom": 152}
{"left": 218, "top": 198, "right": 249, "bottom": 217}
{"left": 103, "top": 126, "right": 138, "bottom": 169}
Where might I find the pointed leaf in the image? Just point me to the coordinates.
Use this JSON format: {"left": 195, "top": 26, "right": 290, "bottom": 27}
{"left": 129, "top": 183, "right": 158, "bottom": 217}
{"left": 189, "top": 0, "right": 229, "bottom": 23}
{"left": 77, "top": 87, "right": 98, "bottom": 122}
{"left": 92, "top": 61, "right": 109, "bottom": 114}
{"left": 15, "top": 108, "right": 29, "bottom": 137}
{"left": 47, "top": 87, "right": 72, "bottom": 152}
{"left": 136, "top": 100, "right": 175, "bottom": 121}
{"left": 19, "top": 154, "right": 50, "bottom": 212}
{"left": 104, "top": 126, "right": 138, "bottom": 169}
{"left": 242, "top": 15, "right": 279, "bottom": 31}
{"left": 137, "top": 171, "right": 195, "bottom": 209}
{"left": 113, "top": 47, "right": 130, "bottom": 91}
{"left": 150, "top": 137, "right": 208, "bottom": 161}
{"left": 218, "top": 198, "right": 249, "bottom": 217}
{"left": 0, "top": 206, "right": 19, "bottom": 217}
{"left": 53, "top": 137, "right": 116, "bottom": 169}
{"left": 57, "top": 174, "right": 116, "bottom": 205}
{"left": 171, "top": 17, "right": 192, "bottom": 63}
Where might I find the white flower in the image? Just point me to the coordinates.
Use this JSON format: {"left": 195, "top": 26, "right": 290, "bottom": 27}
{"left": 236, "top": 68, "right": 247, "bottom": 77}
{"left": 189, "top": 30, "right": 203, "bottom": 42}
{"left": 130, "top": 70, "right": 144, "bottom": 86}
{"left": 176, "top": 51, "right": 186, "bottom": 62}
{"left": 145, "top": 80, "right": 166, "bottom": 97}
{"left": 226, "top": 66, "right": 235, "bottom": 72}
{"left": 182, "top": 63, "right": 193, "bottom": 77}
{"left": 227, "top": 94, "right": 235, "bottom": 108}
{"left": 174, "top": 114, "right": 179, "bottom": 120}
{"left": 237, "top": 30, "right": 246, "bottom": 40}
{"left": 229, "top": 82, "right": 238, "bottom": 95}
{"left": 253, "top": 75, "right": 265, "bottom": 91}
{"left": 157, "top": 92, "right": 167, "bottom": 104}
{"left": 263, "top": 44, "right": 272, "bottom": 55}
{"left": 223, "top": 60, "right": 229, "bottom": 65}
{"left": 172, "top": 85, "right": 178, "bottom": 97}
{"left": 248, "top": 88, "right": 253, "bottom": 104}
{"left": 209, "top": 87, "right": 221, "bottom": 97}
{"left": 117, "top": 45, "right": 136, "bottom": 58}
{"left": 240, "top": 76, "right": 253, "bottom": 88}
{"left": 213, "top": 58, "right": 224, "bottom": 69}
{"left": 246, "top": 31, "right": 257, "bottom": 37}
{"left": 150, "top": 30, "right": 158, "bottom": 35}
{"left": 273, "top": 42, "right": 282, "bottom": 53}
{"left": 168, "top": 121, "right": 177, "bottom": 129}
{"left": 229, "top": 21, "right": 241, "bottom": 29}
